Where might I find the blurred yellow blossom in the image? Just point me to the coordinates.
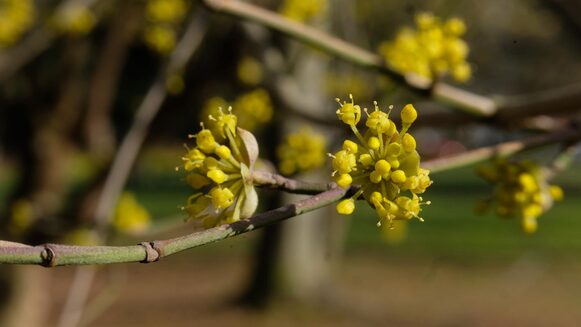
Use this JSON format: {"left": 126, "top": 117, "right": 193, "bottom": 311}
{"left": 331, "top": 95, "right": 432, "bottom": 227}
{"left": 202, "top": 89, "right": 273, "bottom": 133}
{"left": 0, "top": 0, "right": 35, "bottom": 48}
{"left": 237, "top": 56, "right": 263, "bottom": 86}
{"left": 279, "top": 0, "right": 326, "bottom": 22}
{"left": 181, "top": 108, "right": 260, "bottom": 228}
{"left": 63, "top": 228, "right": 100, "bottom": 246}
{"left": 277, "top": 126, "right": 327, "bottom": 176}
{"left": 166, "top": 72, "right": 185, "bottom": 95}
{"left": 146, "top": 0, "right": 187, "bottom": 23}
{"left": 143, "top": 0, "right": 188, "bottom": 54}
{"left": 113, "top": 192, "right": 151, "bottom": 235}
{"left": 9, "top": 199, "right": 34, "bottom": 236}
{"left": 476, "top": 159, "right": 564, "bottom": 234}
{"left": 378, "top": 12, "right": 471, "bottom": 83}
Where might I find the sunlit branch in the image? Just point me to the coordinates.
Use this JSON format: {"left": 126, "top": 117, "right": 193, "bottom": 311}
{"left": 0, "top": 186, "right": 350, "bottom": 266}
{"left": 423, "top": 129, "right": 581, "bottom": 173}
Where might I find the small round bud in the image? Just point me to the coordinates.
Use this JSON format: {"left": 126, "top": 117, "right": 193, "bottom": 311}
{"left": 402, "top": 134, "right": 416, "bottom": 152}
{"left": 342, "top": 140, "right": 358, "bottom": 153}
{"left": 336, "top": 173, "right": 353, "bottom": 189}
{"left": 370, "top": 192, "right": 383, "bottom": 206}
{"left": 391, "top": 170, "right": 407, "bottom": 183}
{"left": 336, "top": 199, "right": 355, "bottom": 215}
{"left": 207, "top": 169, "right": 228, "bottom": 184}
{"left": 215, "top": 145, "right": 231, "bottom": 159}
{"left": 401, "top": 104, "right": 418, "bottom": 125}
{"left": 196, "top": 129, "right": 217, "bottom": 153}
{"left": 375, "top": 160, "right": 391, "bottom": 176}
{"left": 368, "top": 136, "right": 381, "bottom": 150}
{"left": 358, "top": 154, "right": 373, "bottom": 167}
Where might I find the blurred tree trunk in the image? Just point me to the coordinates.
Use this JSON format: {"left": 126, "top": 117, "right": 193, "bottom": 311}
{"left": 243, "top": 27, "right": 346, "bottom": 305}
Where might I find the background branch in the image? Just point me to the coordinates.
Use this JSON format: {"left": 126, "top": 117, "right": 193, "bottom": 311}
{"left": 423, "top": 128, "right": 581, "bottom": 173}
{"left": 200, "top": 0, "right": 581, "bottom": 121}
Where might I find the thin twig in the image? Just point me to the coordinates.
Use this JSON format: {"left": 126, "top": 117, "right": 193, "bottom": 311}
{"left": 252, "top": 170, "right": 332, "bottom": 194}
{"left": 0, "top": 186, "right": 350, "bottom": 266}
{"left": 423, "top": 129, "right": 581, "bottom": 173}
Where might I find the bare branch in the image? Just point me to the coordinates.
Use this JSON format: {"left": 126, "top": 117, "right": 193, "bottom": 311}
{"left": 0, "top": 186, "right": 350, "bottom": 266}
{"left": 423, "top": 128, "right": 581, "bottom": 173}
{"left": 251, "top": 171, "right": 332, "bottom": 195}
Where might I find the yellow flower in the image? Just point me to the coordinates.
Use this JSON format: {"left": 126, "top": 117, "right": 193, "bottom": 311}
{"left": 144, "top": 25, "right": 176, "bottom": 55}
{"left": 0, "top": 0, "right": 36, "bottom": 48}
{"left": 9, "top": 198, "right": 34, "bottom": 236}
{"left": 476, "top": 159, "right": 564, "bottom": 234}
{"left": 201, "top": 89, "right": 273, "bottom": 133}
{"left": 279, "top": 0, "right": 326, "bottom": 22}
{"left": 181, "top": 108, "right": 260, "bottom": 228}
{"left": 330, "top": 95, "right": 432, "bottom": 227}
{"left": 277, "top": 126, "right": 327, "bottom": 176}
{"left": 237, "top": 56, "right": 263, "bottom": 86}
{"left": 378, "top": 12, "right": 471, "bottom": 83}
{"left": 143, "top": 0, "right": 188, "bottom": 54}
{"left": 113, "top": 192, "right": 151, "bottom": 235}
{"left": 146, "top": 0, "right": 187, "bottom": 23}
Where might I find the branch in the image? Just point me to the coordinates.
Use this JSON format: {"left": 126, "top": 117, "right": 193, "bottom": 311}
{"left": 0, "top": 186, "right": 350, "bottom": 266}
{"left": 200, "top": 0, "right": 581, "bottom": 121}
{"left": 199, "top": 0, "right": 495, "bottom": 117}
{"left": 423, "top": 128, "right": 581, "bottom": 173}
{"left": 251, "top": 170, "right": 332, "bottom": 195}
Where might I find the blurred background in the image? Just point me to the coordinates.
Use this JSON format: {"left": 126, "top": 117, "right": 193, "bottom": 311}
{"left": 1, "top": 0, "right": 581, "bottom": 326}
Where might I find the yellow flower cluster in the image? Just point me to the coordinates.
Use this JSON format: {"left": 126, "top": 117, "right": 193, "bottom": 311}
{"left": 113, "top": 192, "right": 151, "bottom": 235}
{"left": 182, "top": 108, "right": 259, "bottom": 228}
{"left": 143, "top": 0, "right": 188, "bottom": 54}
{"left": 279, "top": 0, "right": 326, "bottom": 22}
{"left": 202, "top": 89, "right": 273, "bottom": 132}
{"left": 330, "top": 95, "right": 432, "bottom": 227}
{"left": 378, "top": 12, "right": 471, "bottom": 82}
{"left": 0, "top": 0, "right": 35, "bottom": 48}
{"left": 51, "top": 5, "right": 96, "bottom": 36}
{"left": 277, "top": 126, "right": 327, "bottom": 176}
{"left": 476, "top": 160, "right": 564, "bottom": 234}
